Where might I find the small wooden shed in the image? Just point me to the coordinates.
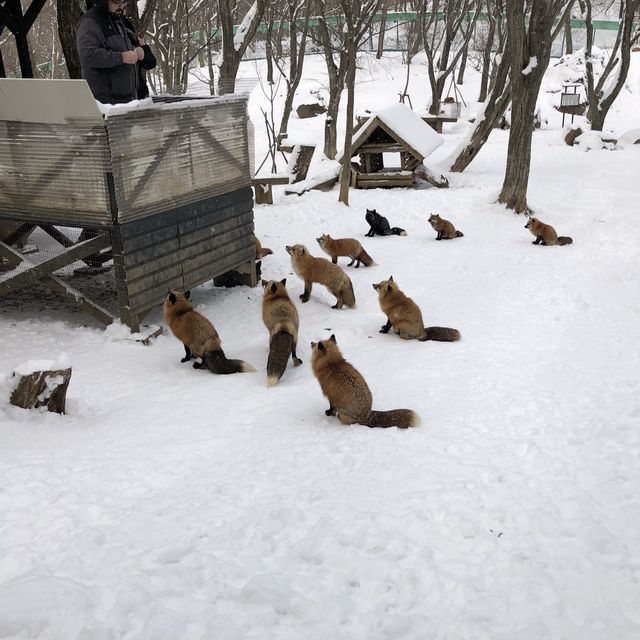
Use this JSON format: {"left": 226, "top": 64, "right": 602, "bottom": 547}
{"left": 349, "top": 103, "right": 443, "bottom": 189}
{"left": 0, "top": 79, "right": 256, "bottom": 331}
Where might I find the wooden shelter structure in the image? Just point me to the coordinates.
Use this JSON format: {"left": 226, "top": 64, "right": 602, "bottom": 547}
{"left": 0, "top": 79, "right": 256, "bottom": 331}
{"left": 349, "top": 103, "right": 444, "bottom": 189}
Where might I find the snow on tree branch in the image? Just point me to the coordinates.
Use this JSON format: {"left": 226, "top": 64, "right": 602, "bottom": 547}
{"left": 234, "top": 1, "right": 258, "bottom": 52}
{"left": 522, "top": 57, "right": 538, "bottom": 75}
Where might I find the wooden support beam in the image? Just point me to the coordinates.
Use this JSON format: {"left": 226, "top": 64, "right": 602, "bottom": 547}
{"left": 41, "top": 276, "right": 115, "bottom": 326}
{"left": 4, "top": 223, "right": 36, "bottom": 247}
{"left": 0, "top": 233, "right": 110, "bottom": 295}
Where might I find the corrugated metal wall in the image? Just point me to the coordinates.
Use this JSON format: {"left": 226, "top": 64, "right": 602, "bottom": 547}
{"left": 0, "top": 120, "right": 111, "bottom": 226}
{"left": 106, "top": 98, "right": 251, "bottom": 223}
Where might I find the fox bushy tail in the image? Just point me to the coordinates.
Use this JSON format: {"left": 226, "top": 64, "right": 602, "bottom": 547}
{"left": 419, "top": 327, "right": 461, "bottom": 342}
{"left": 557, "top": 236, "right": 572, "bottom": 246}
{"left": 357, "top": 248, "right": 374, "bottom": 267}
{"left": 455, "top": 231, "right": 464, "bottom": 238}
{"left": 362, "top": 409, "right": 421, "bottom": 428}
{"left": 267, "top": 331, "right": 293, "bottom": 387}
{"left": 343, "top": 280, "right": 357, "bottom": 308}
{"left": 203, "top": 350, "right": 256, "bottom": 374}
{"left": 390, "top": 227, "right": 407, "bottom": 236}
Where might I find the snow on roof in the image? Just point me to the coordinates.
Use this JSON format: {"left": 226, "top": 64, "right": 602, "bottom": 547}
{"left": 352, "top": 103, "right": 444, "bottom": 160}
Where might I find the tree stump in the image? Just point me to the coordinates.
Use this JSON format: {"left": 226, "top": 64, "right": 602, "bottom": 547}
{"left": 10, "top": 367, "right": 72, "bottom": 414}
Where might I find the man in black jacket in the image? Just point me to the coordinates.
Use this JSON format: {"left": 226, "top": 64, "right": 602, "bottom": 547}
{"left": 76, "top": 0, "right": 156, "bottom": 105}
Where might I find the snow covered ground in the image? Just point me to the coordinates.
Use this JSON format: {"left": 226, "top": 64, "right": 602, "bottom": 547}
{"left": 1, "top": 51, "right": 640, "bottom": 639}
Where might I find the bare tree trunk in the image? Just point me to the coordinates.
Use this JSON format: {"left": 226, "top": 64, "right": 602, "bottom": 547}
{"left": 581, "top": 0, "right": 640, "bottom": 131}
{"left": 316, "top": 5, "right": 348, "bottom": 159}
{"left": 206, "top": 17, "right": 216, "bottom": 95}
{"left": 426, "top": 0, "right": 481, "bottom": 115}
{"left": 56, "top": 0, "right": 85, "bottom": 79}
{"left": 376, "top": 0, "right": 387, "bottom": 58}
{"left": 564, "top": 12, "right": 573, "bottom": 54}
{"left": 449, "top": 48, "right": 512, "bottom": 172}
{"left": 324, "top": 79, "right": 343, "bottom": 159}
{"left": 456, "top": 40, "right": 468, "bottom": 84}
{"left": 218, "top": 0, "right": 265, "bottom": 95}
{"left": 497, "top": 0, "right": 574, "bottom": 213}
{"left": 339, "top": 37, "right": 357, "bottom": 204}
{"left": 277, "top": 0, "right": 312, "bottom": 139}
{"left": 478, "top": 3, "right": 497, "bottom": 102}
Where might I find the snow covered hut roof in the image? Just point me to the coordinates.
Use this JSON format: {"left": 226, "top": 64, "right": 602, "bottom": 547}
{"left": 350, "top": 103, "right": 443, "bottom": 161}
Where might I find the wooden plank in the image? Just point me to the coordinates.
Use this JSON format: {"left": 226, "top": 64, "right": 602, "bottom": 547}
{"left": 359, "top": 143, "right": 407, "bottom": 153}
{"left": 126, "top": 262, "right": 184, "bottom": 297}
{"left": 0, "top": 233, "right": 110, "bottom": 295}
{"left": 42, "top": 276, "right": 115, "bottom": 326}
{"left": 0, "top": 241, "right": 115, "bottom": 326}
{"left": 179, "top": 224, "right": 254, "bottom": 264}
{"left": 178, "top": 205, "right": 252, "bottom": 237}
{"left": 122, "top": 231, "right": 181, "bottom": 263}
{"left": 183, "top": 233, "right": 254, "bottom": 270}
{"left": 183, "top": 247, "right": 255, "bottom": 292}
{"left": 118, "top": 208, "right": 177, "bottom": 240}
{"left": 122, "top": 242, "right": 182, "bottom": 280}
{"left": 127, "top": 275, "right": 186, "bottom": 315}
{"left": 251, "top": 176, "right": 290, "bottom": 186}
{"left": 5, "top": 223, "right": 36, "bottom": 247}
{"left": 254, "top": 183, "right": 273, "bottom": 205}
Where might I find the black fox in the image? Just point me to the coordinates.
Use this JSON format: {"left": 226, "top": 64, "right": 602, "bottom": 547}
{"left": 365, "top": 209, "right": 407, "bottom": 237}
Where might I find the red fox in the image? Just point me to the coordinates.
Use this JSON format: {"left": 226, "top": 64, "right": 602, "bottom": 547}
{"left": 311, "top": 334, "right": 420, "bottom": 428}
{"left": 525, "top": 217, "right": 573, "bottom": 246}
{"left": 286, "top": 244, "right": 356, "bottom": 309}
{"left": 316, "top": 233, "right": 374, "bottom": 268}
{"left": 163, "top": 290, "right": 256, "bottom": 374}
{"left": 255, "top": 237, "right": 273, "bottom": 259}
{"left": 262, "top": 278, "right": 302, "bottom": 387}
{"left": 373, "top": 277, "right": 460, "bottom": 342}
{"left": 428, "top": 213, "right": 464, "bottom": 240}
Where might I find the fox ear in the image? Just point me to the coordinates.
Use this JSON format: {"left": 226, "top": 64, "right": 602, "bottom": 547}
{"left": 261, "top": 279, "right": 268, "bottom": 287}
{"left": 318, "top": 341, "right": 326, "bottom": 352}
{"left": 280, "top": 278, "right": 286, "bottom": 285}
{"left": 168, "top": 292, "right": 176, "bottom": 304}
{"left": 270, "top": 283, "right": 277, "bottom": 293}
{"left": 329, "top": 334, "right": 336, "bottom": 343}
{"left": 389, "top": 275, "right": 394, "bottom": 281}
{"left": 184, "top": 290, "right": 191, "bottom": 299}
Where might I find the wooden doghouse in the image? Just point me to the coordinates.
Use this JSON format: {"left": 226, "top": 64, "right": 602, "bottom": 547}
{"left": 0, "top": 79, "right": 256, "bottom": 331}
{"left": 349, "top": 104, "right": 443, "bottom": 189}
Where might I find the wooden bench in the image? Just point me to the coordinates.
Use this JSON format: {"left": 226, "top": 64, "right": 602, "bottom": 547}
{"left": 421, "top": 115, "right": 457, "bottom": 133}
{"left": 251, "top": 176, "right": 290, "bottom": 205}
{"left": 355, "top": 171, "right": 414, "bottom": 189}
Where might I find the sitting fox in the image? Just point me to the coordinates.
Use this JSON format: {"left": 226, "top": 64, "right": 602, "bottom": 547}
{"left": 365, "top": 209, "right": 406, "bottom": 237}
{"left": 316, "top": 234, "right": 374, "bottom": 268}
{"left": 525, "top": 217, "right": 573, "bottom": 246}
{"left": 373, "top": 277, "right": 460, "bottom": 342}
{"left": 262, "top": 278, "right": 302, "bottom": 387}
{"left": 428, "top": 213, "right": 463, "bottom": 240}
{"left": 311, "top": 334, "right": 420, "bottom": 428}
{"left": 163, "top": 290, "right": 256, "bottom": 374}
